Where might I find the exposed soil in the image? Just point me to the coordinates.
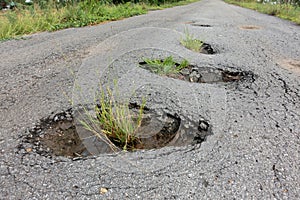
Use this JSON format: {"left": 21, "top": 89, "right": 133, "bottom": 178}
{"left": 278, "top": 59, "right": 300, "bottom": 75}
{"left": 18, "top": 110, "right": 90, "bottom": 158}
{"left": 240, "top": 25, "right": 261, "bottom": 30}
{"left": 93, "top": 103, "right": 181, "bottom": 151}
{"left": 126, "top": 106, "right": 181, "bottom": 150}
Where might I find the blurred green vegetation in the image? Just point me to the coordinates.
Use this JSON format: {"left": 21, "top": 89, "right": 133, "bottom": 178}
{"left": 225, "top": 0, "right": 300, "bottom": 24}
{"left": 0, "top": 0, "right": 198, "bottom": 40}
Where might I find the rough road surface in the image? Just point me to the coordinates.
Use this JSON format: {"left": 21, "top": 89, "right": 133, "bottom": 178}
{"left": 1, "top": 0, "right": 300, "bottom": 199}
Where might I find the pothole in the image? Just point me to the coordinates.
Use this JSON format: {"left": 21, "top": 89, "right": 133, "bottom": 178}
{"left": 199, "top": 43, "right": 215, "bottom": 54}
{"left": 74, "top": 93, "right": 212, "bottom": 155}
{"left": 184, "top": 21, "right": 212, "bottom": 27}
{"left": 181, "top": 42, "right": 215, "bottom": 54}
{"left": 191, "top": 24, "right": 212, "bottom": 27}
{"left": 139, "top": 61, "right": 254, "bottom": 84}
{"left": 19, "top": 105, "right": 211, "bottom": 157}
{"left": 18, "top": 109, "right": 90, "bottom": 158}
{"left": 179, "top": 31, "right": 215, "bottom": 54}
{"left": 240, "top": 25, "right": 261, "bottom": 30}
{"left": 116, "top": 103, "right": 181, "bottom": 150}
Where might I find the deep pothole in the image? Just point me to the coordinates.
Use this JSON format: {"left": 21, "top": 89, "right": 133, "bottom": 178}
{"left": 139, "top": 61, "right": 254, "bottom": 84}
{"left": 18, "top": 105, "right": 212, "bottom": 157}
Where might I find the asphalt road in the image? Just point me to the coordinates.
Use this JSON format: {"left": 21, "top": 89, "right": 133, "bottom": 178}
{"left": 1, "top": 0, "right": 300, "bottom": 199}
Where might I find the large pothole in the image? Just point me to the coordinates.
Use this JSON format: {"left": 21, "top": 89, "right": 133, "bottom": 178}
{"left": 18, "top": 105, "right": 212, "bottom": 157}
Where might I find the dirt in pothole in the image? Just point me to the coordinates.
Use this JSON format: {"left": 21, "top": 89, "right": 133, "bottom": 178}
{"left": 40, "top": 120, "right": 87, "bottom": 157}
{"left": 91, "top": 103, "right": 181, "bottom": 151}
{"left": 18, "top": 109, "right": 90, "bottom": 158}
{"left": 128, "top": 107, "right": 181, "bottom": 150}
{"left": 240, "top": 25, "right": 261, "bottom": 30}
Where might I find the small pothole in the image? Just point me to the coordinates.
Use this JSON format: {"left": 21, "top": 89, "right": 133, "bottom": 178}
{"left": 199, "top": 43, "right": 215, "bottom": 54}
{"left": 179, "top": 31, "right": 215, "bottom": 54}
{"left": 191, "top": 24, "right": 212, "bottom": 27}
{"left": 184, "top": 21, "right": 212, "bottom": 27}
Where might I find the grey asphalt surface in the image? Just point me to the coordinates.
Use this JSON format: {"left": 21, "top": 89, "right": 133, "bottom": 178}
{"left": 1, "top": 0, "right": 300, "bottom": 199}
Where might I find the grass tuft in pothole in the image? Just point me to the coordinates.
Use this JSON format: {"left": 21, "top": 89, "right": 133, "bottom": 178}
{"left": 139, "top": 56, "right": 189, "bottom": 75}
{"left": 180, "top": 30, "right": 203, "bottom": 52}
{"left": 79, "top": 86, "right": 146, "bottom": 151}
{"left": 180, "top": 30, "right": 215, "bottom": 54}
{"left": 139, "top": 57, "right": 255, "bottom": 84}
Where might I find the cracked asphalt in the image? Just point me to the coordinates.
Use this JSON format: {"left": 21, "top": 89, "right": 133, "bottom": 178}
{"left": 1, "top": 0, "right": 300, "bottom": 199}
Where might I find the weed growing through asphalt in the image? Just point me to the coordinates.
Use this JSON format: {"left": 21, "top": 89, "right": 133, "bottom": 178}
{"left": 224, "top": 0, "right": 300, "bottom": 24}
{"left": 141, "top": 56, "right": 189, "bottom": 75}
{"left": 180, "top": 30, "right": 204, "bottom": 52}
{"left": 80, "top": 83, "right": 146, "bottom": 151}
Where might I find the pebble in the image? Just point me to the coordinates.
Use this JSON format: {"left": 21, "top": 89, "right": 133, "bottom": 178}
{"left": 199, "top": 120, "right": 209, "bottom": 131}
{"left": 189, "top": 71, "right": 201, "bottom": 82}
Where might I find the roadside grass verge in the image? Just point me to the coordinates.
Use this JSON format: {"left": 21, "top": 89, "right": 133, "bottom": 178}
{"left": 0, "top": 0, "right": 199, "bottom": 40}
{"left": 224, "top": 0, "right": 300, "bottom": 25}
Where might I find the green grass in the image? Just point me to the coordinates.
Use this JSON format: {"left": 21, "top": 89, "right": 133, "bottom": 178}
{"left": 225, "top": 0, "right": 300, "bottom": 25}
{"left": 180, "top": 30, "right": 204, "bottom": 52}
{"left": 141, "top": 56, "right": 190, "bottom": 75}
{"left": 0, "top": 0, "right": 199, "bottom": 40}
{"left": 80, "top": 85, "right": 146, "bottom": 151}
